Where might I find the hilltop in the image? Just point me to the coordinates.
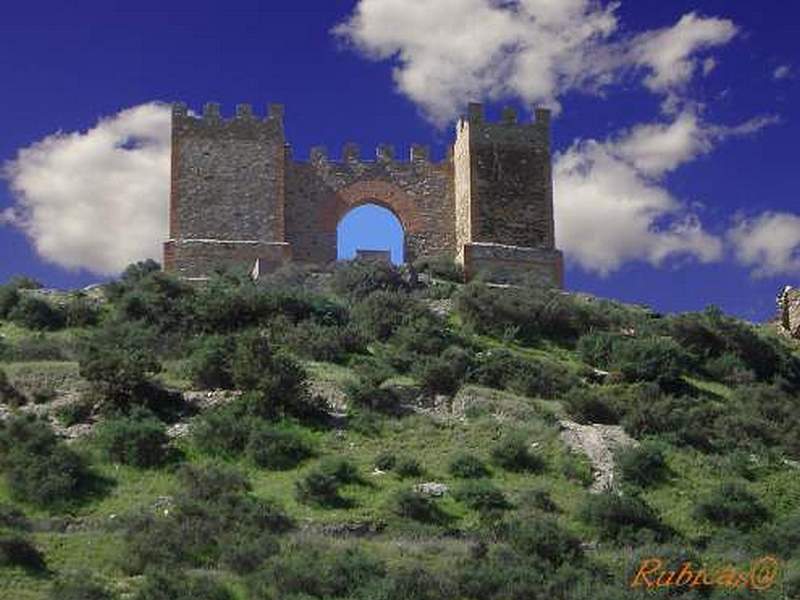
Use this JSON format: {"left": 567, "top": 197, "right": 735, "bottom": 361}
{"left": 0, "top": 259, "right": 799, "bottom": 599}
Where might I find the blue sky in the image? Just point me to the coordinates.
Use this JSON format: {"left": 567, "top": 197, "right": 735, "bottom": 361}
{"left": 0, "top": 0, "right": 798, "bottom": 321}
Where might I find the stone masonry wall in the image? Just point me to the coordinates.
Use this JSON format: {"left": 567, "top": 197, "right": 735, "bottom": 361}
{"left": 285, "top": 144, "right": 454, "bottom": 265}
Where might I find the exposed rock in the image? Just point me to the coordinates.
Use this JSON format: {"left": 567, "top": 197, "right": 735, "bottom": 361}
{"left": 318, "top": 521, "right": 386, "bottom": 537}
{"left": 777, "top": 286, "right": 800, "bottom": 339}
{"left": 558, "top": 419, "right": 638, "bottom": 493}
{"left": 182, "top": 390, "right": 241, "bottom": 411}
{"left": 414, "top": 482, "right": 449, "bottom": 497}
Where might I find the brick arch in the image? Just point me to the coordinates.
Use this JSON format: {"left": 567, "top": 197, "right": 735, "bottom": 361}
{"left": 324, "top": 180, "right": 421, "bottom": 235}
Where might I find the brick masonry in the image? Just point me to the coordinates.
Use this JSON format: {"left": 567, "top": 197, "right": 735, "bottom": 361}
{"left": 165, "top": 101, "right": 563, "bottom": 285}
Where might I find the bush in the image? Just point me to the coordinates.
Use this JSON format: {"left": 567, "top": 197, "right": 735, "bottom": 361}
{"left": 186, "top": 335, "right": 236, "bottom": 389}
{"left": 351, "top": 291, "right": 422, "bottom": 341}
{"left": 449, "top": 453, "right": 490, "bottom": 479}
{"left": 469, "top": 349, "right": 576, "bottom": 399}
{"left": 374, "top": 451, "right": 396, "bottom": 471}
{"left": 704, "top": 352, "right": 755, "bottom": 385}
{"left": 581, "top": 491, "right": 668, "bottom": 543}
{"left": 0, "top": 284, "right": 21, "bottom": 318}
{"left": 64, "top": 295, "right": 101, "bottom": 328}
{"left": 0, "top": 368, "right": 26, "bottom": 407}
{"left": 8, "top": 296, "right": 66, "bottom": 330}
{"left": 295, "top": 470, "right": 345, "bottom": 508}
{"left": 521, "top": 487, "right": 559, "bottom": 513}
{"left": 395, "top": 456, "right": 423, "bottom": 478}
{"left": 95, "top": 408, "right": 170, "bottom": 468}
{"left": 615, "top": 442, "right": 668, "bottom": 487}
{"left": 414, "top": 355, "right": 463, "bottom": 395}
{"left": 255, "top": 542, "right": 386, "bottom": 599}
{"left": 246, "top": 423, "right": 315, "bottom": 470}
{"left": 279, "top": 320, "right": 365, "bottom": 363}
{"left": 331, "top": 261, "right": 408, "bottom": 300}
{"left": 758, "top": 511, "right": 800, "bottom": 559}
{"left": 192, "top": 402, "right": 254, "bottom": 456}
{"left": 414, "top": 255, "right": 464, "bottom": 283}
{"left": 0, "top": 334, "right": 72, "bottom": 361}
{"left": 390, "top": 489, "right": 447, "bottom": 523}
{"left": 501, "top": 517, "right": 582, "bottom": 566}
{"left": 491, "top": 434, "right": 544, "bottom": 473}
{"left": 0, "top": 503, "right": 31, "bottom": 531}
{"left": 219, "top": 531, "right": 280, "bottom": 574}
{"left": 693, "top": 482, "right": 769, "bottom": 530}
{"left": 563, "top": 386, "right": 620, "bottom": 425}
{"left": 0, "top": 534, "right": 46, "bottom": 572}
{"left": 50, "top": 571, "right": 114, "bottom": 600}
{"left": 0, "top": 416, "right": 94, "bottom": 508}
{"left": 345, "top": 377, "right": 400, "bottom": 414}
{"left": 453, "top": 479, "right": 510, "bottom": 512}
{"left": 133, "top": 569, "right": 234, "bottom": 600}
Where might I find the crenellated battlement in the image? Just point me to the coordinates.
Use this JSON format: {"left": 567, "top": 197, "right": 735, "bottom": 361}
{"left": 172, "top": 101, "right": 285, "bottom": 128}
{"left": 297, "top": 142, "right": 436, "bottom": 165}
{"left": 457, "top": 102, "right": 551, "bottom": 145}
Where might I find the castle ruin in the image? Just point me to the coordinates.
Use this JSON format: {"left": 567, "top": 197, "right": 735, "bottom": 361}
{"left": 163, "top": 101, "right": 563, "bottom": 285}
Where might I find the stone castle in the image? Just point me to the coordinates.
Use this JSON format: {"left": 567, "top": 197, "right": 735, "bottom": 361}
{"left": 163, "top": 101, "right": 563, "bottom": 285}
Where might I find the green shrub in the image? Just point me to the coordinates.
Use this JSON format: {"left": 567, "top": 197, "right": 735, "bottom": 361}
{"left": 758, "top": 511, "right": 800, "bottom": 559}
{"left": 414, "top": 355, "right": 463, "bottom": 395}
{"left": 0, "top": 284, "right": 21, "bottom": 318}
{"left": 345, "top": 377, "right": 400, "bottom": 414}
{"left": 133, "top": 568, "right": 234, "bottom": 600}
{"left": 704, "top": 352, "right": 755, "bottom": 385}
{"left": 374, "top": 451, "right": 396, "bottom": 471}
{"left": 0, "top": 503, "right": 31, "bottom": 531}
{"left": 502, "top": 517, "right": 582, "bottom": 566}
{"left": 279, "top": 320, "right": 365, "bottom": 363}
{"left": 0, "top": 368, "right": 26, "bottom": 407}
{"left": 449, "top": 453, "right": 490, "bottom": 479}
{"left": 390, "top": 489, "right": 446, "bottom": 523}
{"left": 295, "top": 470, "right": 345, "bottom": 508}
{"left": 95, "top": 408, "right": 170, "bottom": 468}
{"left": 470, "top": 349, "right": 576, "bottom": 399}
{"left": 581, "top": 491, "right": 668, "bottom": 543}
{"left": 246, "top": 423, "right": 315, "bottom": 470}
{"left": 351, "top": 291, "right": 421, "bottom": 341}
{"left": 491, "top": 434, "right": 544, "bottom": 473}
{"left": 191, "top": 402, "right": 254, "bottom": 456}
{"left": 50, "top": 571, "right": 114, "bottom": 600}
{"left": 331, "top": 261, "right": 408, "bottom": 300}
{"left": 0, "top": 534, "right": 46, "bottom": 572}
{"left": 219, "top": 531, "right": 280, "bottom": 575}
{"left": 186, "top": 335, "right": 236, "bottom": 389}
{"left": 54, "top": 399, "right": 94, "bottom": 427}
{"left": 255, "top": 542, "right": 386, "bottom": 599}
{"left": 0, "top": 416, "right": 94, "bottom": 508}
{"left": 615, "top": 442, "right": 668, "bottom": 487}
{"left": 414, "top": 255, "right": 464, "bottom": 283}
{"left": 319, "top": 457, "right": 362, "bottom": 484}
{"left": 64, "top": 295, "right": 101, "bottom": 328}
{"left": 521, "top": 487, "right": 559, "bottom": 513}
{"left": 693, "top": 482, "right": 769, "bottom": 530}
{"left": 1, "top": 334, "right": 72, "bottom": 361}
{"left": 395, "top": 456, "right": 423, "bottom": 478}
{"left": 8, "top": 296, "right": 66, "bottom": 330}
{"left": 453, "top": 479, "right": 510, "bottom": 512}
{"left": 563, "top": 386, "right": 620, "bottom": 424}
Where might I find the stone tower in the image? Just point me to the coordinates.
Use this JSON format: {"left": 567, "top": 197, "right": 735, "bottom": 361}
{"left": 164, "top": 101, "right": 563, "bottom": 286}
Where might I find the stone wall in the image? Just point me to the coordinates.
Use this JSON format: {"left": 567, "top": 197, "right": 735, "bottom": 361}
{"left": 166, "top": 101, "right": 563, "bottom": 287}
{"left": 778, "top": 286, "right": 800, "bottom": 338}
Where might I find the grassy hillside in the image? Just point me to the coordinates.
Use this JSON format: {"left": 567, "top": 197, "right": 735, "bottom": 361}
{"left": 0, "top": 260, "right": 799, "bottom": 599}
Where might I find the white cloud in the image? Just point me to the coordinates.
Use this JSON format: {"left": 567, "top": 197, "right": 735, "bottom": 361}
{"left": 773, "top": 64, "right": 792, "bottom": 80}
{"left": 2, "top": 103, "right": 171, "bottom": 275}
{"left": 728, "top": 212, "right": 800, "bottom": 278}
{"left": 335, "top": 0, "right": 737, "bottom": 124}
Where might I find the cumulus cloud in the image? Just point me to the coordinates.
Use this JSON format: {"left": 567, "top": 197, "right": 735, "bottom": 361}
{"left": 728, "top": 212, "right": 800, "bottom": 278}
{"left": 335, "top": 0, "right": 737, "bottom": 124}
{"left": 2, "top": 103, "right": 171, "bottom": 275}
{"left": 773, "top": 64, "right": 792, "bottom": 80}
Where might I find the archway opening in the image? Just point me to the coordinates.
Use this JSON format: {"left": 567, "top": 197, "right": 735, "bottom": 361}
{"left": 337, "top": 203, "right": 404, "bottom": 264}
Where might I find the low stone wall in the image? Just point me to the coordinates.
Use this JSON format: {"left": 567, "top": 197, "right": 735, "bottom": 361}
{"left": 164, "top": 239, "right": 291, "bottom": 279}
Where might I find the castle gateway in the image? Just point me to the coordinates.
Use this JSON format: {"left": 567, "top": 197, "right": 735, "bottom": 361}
{"left": 164, "top": 102, "right": 563, "bottom": 286}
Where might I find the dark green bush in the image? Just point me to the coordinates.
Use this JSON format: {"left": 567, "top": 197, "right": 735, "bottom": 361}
{"left": 246, "top": 422, "right": 315, "bottom": 470}
{"left": 491, "top": 433, "right": 544, "bottom": 473}
{"left": 295, "top": 470, "right": 345, "bottom": 508}
{"left": 278, "top": 320, "right": 365, "bottom": 363}
{"left": 758, "top": 511, "right": 800, "bottom": 559}
{"left": 133, "top": 568, "right": 234, "bottom": 600}
{"left": 0, "top": 416, "right": 94, "bottom": 508}
{"left": 254, "top": 541, "right": 387, "bottom": 599}
{"left": 521, "top": 487, "right": 559, "bottom": 513}
{"left": 580, "top": 491, "right": 668, "bottom": 543}
{"left": 374, "top": 451, "right": 396, "bottom": 471}
{"left": 693, "top": 482, "right": 769, "bottom": 530}
{"left": 351, "top": 291, "right": 422, "bottom": 341}
{"left": 0, "top": 534, "right": 46, "bottom": 572}
{"left": 453, "top": 479, "right": 509, "bottom": 512}
{"left": 186, "top": 335, "right": 236, "bottom": 389}
{"left": 563, "top": 386, "right": 620, "bottom": 425}
{"left": 219, "top": 531, "right": 280, "bottom": 574}
{"left": 64, "top": 295, "right": 101, "bottom": 328}
{"left": 0, "top": 284, "right": 21, "bottom": 318}
{"left": 95, "top": 408, "right": 170, "bottom": 468}
{"left": 449, "top": 453, "right": 490, "bottom": 479}
{"left": 615, "top": 442, "right": 668, "bottom": 487}
{"left": 331, "top": 261, "right": 408, "bottom": 300}
{"left": 469, "top": 349, "right": 576, "bottom": 399}
{"left": 502, "top": 517, "right": 582, "bottom": 567}
{"left": 395, "top": 456, "right": 423, "bottom": 478}
{"left": 0, "top": 503, "right": 31, "bottom": 531}
{"left": 390, "top": 489, "right": 446, "bottom": 523}
{"left": 345, "top": 377, "right": 400, "bottom": 414}
{"left": 50, "top": 571, "right": 114, "bottom": 600}
{"left": 0, "top": 368, "right": 26, "bottom": 407}
{"left": 414, "top": 355, "right": 463, "bottom": 395}
{"left": 704, "top": 352, "right": 755, "bottom": 385}
{"left": 191, "top": 402, "right": 254, "bottom": 456}
{"left": 8, "top": 296, "right": 66, "bottom": 330}
{"left": 54, "top": 399, "right": 94, "bottom": 427}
